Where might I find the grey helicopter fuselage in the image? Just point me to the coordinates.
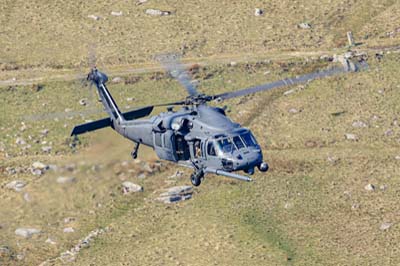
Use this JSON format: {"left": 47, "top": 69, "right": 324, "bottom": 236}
{"left": 72, "top": 68, "right": 268, "bottom": 186}
{"left": 117, "top": 104, "right": 265, "bottom": 175}
{"left": 73, "top": 55, "right": 362, "bottom": 185}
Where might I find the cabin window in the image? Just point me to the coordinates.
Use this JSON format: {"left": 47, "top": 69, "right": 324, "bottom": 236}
{"left": 155, "top": 133, "right": 162, "bottom": 147}
{"left": 233, "top": 136, "right": 245, "bottom": 149}
{"left": 207, "top": 142, "right": 216, "bottom": 156}
{"left": 163, "top": 134, "right": 172, "bottom": 149}
{"left": 217, "top": 138, "right": 236, "bottom": 154}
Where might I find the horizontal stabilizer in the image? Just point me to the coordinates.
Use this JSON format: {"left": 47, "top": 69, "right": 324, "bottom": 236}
{"left": 71, "top": 117, "right": 111, "bottom": 136}
{"left": 70, "top": 106, "right": 154, "bottom": 136}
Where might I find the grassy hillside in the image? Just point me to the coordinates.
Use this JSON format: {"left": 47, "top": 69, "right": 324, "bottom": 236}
{"left": 1, "top": 0, "right": 400, "bottom": 265}
{"left": 0, "top": 0, "right": 399, "bottom": 69}
{"left": 1, "top": 52, "right": 400, "bottom": 265}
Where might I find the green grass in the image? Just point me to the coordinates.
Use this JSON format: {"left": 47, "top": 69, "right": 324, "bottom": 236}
{"left": 1, "top": 26, "right": 400, "bottom": 266}
{"left": 0, "top": 0, "right": 399, "bottom": 70}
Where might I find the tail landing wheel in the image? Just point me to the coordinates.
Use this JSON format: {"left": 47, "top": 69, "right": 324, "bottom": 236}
{"left": 131, "top": 142, "right": 140, "bottom": 160}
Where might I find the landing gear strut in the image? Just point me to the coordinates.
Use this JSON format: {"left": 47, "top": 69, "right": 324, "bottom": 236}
{"left": 190, "top": 169, "right": 204, "bottom": 187}
{"left": 131, "top": 142, "right": 140, "bottom": 159}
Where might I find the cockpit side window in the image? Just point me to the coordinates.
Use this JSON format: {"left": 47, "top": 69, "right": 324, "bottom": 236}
{"left": 207, "top": 141, "right": 216, "bottom": 156}
{"left": 241, "top": 132, "right": 257, "bottom": 147}
{"left": 233, "top": 136, "right": 245, "bottom": 149}
{"left": 217, "top": 138, "right": 236, "bottom": 153}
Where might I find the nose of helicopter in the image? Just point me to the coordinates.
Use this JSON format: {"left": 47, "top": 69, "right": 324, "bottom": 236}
{"left": 234, "top": 148, "right": 263, "bottom": 172}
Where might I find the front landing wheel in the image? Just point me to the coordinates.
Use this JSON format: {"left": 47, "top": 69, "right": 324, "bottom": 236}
{"left": 190, "top": 173, "right": 202, "bottom": 187}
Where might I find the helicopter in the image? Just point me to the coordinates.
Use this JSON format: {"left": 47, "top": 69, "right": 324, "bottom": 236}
{"left": 71, "top": 54, "right": 366, "bottom": 186}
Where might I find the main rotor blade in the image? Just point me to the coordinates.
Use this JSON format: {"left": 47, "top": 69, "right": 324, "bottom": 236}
{"left": 153, "top": 100, "right": 186, "bottom": 107}
{"left": 155, "top": 53, "right": 199, "bottom": 96}
{"left": 213, "top": 60, "right": 368, "bottom": 101}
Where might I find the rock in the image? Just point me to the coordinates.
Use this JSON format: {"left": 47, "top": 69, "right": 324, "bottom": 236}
{"left": 46, "top": 238, "right": 57, "bottom": 245}
{"left": 88, "top": 14, "right": 100, "bottom": 20}
{"left": 32, "top": 161, "right": 48, "bottom": 170}
{"left": 395, "top": 155, "right": 400, "bottom": 160}
{"left": 229, "top": 61, "right": 237, "bottom": 67}
{"left": 6, "top": 167, "right": 16, "bottom": 175}
{"left": 15, "top": 228, "right": 41, "bottom": 238}
{"left": 137, "top": 173, "right": 146, "bottom": 179}
{"left": 41, "top": 146, "right": 52, "bottom": 153}
{"left": 63, "top": 227, "right": 75, "bottom": 233}
{"left": 284, "top": 202, "right": 292, "bottom": 209}
{"left": 59, "top": 227, "right": 108, "bottom": 263}
{"left": 19, "top": 123, "right": 27, "bottom": 132}
{"left": 31, "top": 168, "right": 43, "bottom": 176}
{"left": 79, "top": 98, "right": 87, "bottom": 106}
{"left": 145, "top": 9, "right": 171, "bottom": 16}
{"left": 40, "top": 129, "right": 49, "bottom": 136}
{"left": 345, "top": 133, "right": 358, "bottom": 141}
{"left": 137, "top": 0, "right": 148, "bottom": 4}
{"left": 126, "top": 97, "right": 135, "bottom": 102}
{"left": 254, "top": 8, "right": 264, "bottom": 16}
{"left": 57, "top": 176, "right": 76, "bottom": 184}
{"left": 169, "top": 170, "right": 184, "bottom": 178}
{"left": 327, "top": 156, "right": 339, "bottom": 164}
{"left": 156, "top": 185, "right": 193, "bottom": 203}
{"left": 112, "top": 77, "right": 123, "bottom": 83}
{"left": 6, "top": 180, "right": 26, "bottom": 192}
{"left": 283, "top": 89, "right": 296, "bottom": 96}
{"left": 122, "top": 182, "right": 143, "bottom": 194}
{"left": 0, "top": 246, "right": 12, "bottom": 257}
{"left": 351, "top": 203, "right": 360, "bottom": 210}
{"left": 15, "top": 137, "right": 26, "bottom": 145}
{"left": 352, "top": 121, "right": 368, "bottom": 128}
{"left": 384, "top": 129, "right": 394, "bottom": 137}
{"left": 364, "top": 184, "right": 375, "bottom": 191}
{"left": 64, "top": 217, "right": 76, "bottom": 224}
{"left": 298, "top": 22, "right": 311, "bottom": 29}
{"left": 380, "top": 222, "right": 392, "bottom": 231}
{"left": 142, "top": 163, "right": 153, "bottom": 173}
{"left": 380, "top": 184, "right": 388, "bottom": 191}
{"left": 111, "top": 11, "right": 123, "bottom": 16}
{"left": 23, "top": 192, "right": 31, "bottom": 202}
{"left": 288, "top": 108, "right": 299, "bottom": 114}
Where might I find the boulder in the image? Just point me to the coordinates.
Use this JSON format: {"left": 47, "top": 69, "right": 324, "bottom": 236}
{"left": 88, "top": 15, "right": 100, "bottom": 20}
{"left": 254, "top": 8, "right": 264, "bottom": 16}
{"left": 79, "top": 98, "right": 87, "bottom": 106}
{"left": 15, "top": 228, "right": 41, "bottom": 238}
{"left": 57, "top": 176, "right": 76, "bottom": 184}
{"left": 364, "top": 184, "right": 375, "bottom": 191}
{"left": 111, "top": 11, "right": 123, "bottom": 16}
{"left": 112, "top": 77, "right": 123, "bottom": 83}
{"left": 63, "top": 227, "right": 75, "bottom": 233}
{"left": 122, "top": 182, "right": 143, "bottom": 194}
{"left": 156, "top": 185, "right": 193, "bottom": 203}
{"left": 15, "top": 137, "right": 26, "bottom": 145}
{"left": 6, "top": 180, "right": 26, "bottom": 192}
{"left": 345, "top": 133, "right": 358, "bottom": 141}
{"left": 298, "top": 22, "right": 311, "bottom": 29}
{"left": 41, "top": 146, "right": 52, "bottom": 153}
{"left": 145, "top": 9, "right": 171, "bottom": 16}
{"left": 32, "top": 161, "right": 48, "bottom": 170}
{"left": 380, "top": 222, "right": 392, "bottom": 231}
{"left": 352, "top": 121, "right": 368, "bottom": 128}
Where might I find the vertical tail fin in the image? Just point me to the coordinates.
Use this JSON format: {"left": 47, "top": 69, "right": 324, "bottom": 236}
{"left": 87, "top": 68, "right": 124, "bottom": 121}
